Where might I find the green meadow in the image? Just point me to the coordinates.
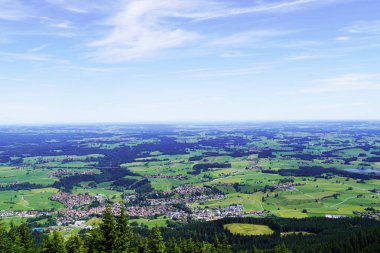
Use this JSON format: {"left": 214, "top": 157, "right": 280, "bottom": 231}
{"left": 224, "top": 223, "right": 274, "bottom": 236}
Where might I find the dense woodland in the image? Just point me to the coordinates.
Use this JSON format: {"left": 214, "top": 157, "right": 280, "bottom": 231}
{"left": 2, "top": 208, "right": 380, "bottom": 253}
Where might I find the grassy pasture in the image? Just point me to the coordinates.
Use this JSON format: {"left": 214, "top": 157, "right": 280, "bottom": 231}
{"left": 224, "top": 223, "right": 274, "bottom": 236}
{"left": 130, "top": 216, "right": 169, "bottom": 228}
{"left": 0, "top": 188, "right": 63, "bottom": 211}
{"left": 0, "top": 166, "right": 56, "bottom": 186}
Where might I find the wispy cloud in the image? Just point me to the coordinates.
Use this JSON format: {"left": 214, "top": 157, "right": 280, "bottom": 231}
{"left": 44, "top": 0, "right": 119, "bottom": 14}
{"left": 0, "top": 51, "right": 67, "bottom": 64}
{"left": 88, "top": 1, "right": 201, "bottom": 62}
{"left": 58, "top": 65, "right": 129, "bottom": 73}
{"left": 219, "top": 52, "right": 254, "bottom": 58}
{"left": 209, "top": 30, "right": 296, "bottom": 46}
{"left": 188, "top": 0, "right": 346, "bottom": 21}
{"left": 28, "top": 44, "right": 49, "bottom": 53}
{"left": 286, "top": 54, "right": 325, "bottom": 61}
{"left": 0, "top": 0, "right": 31, "bottom": 20}
{"left": 347, "top": 20, "right": 380, "bottom": 35}
{"left": 88, "top": 0, "right": 345, "bottom": 62}
{"left": 174, "top": 65, "right": 271, "bottom": 77}
{"left": 335, "top": 36, "right": 351, "bottom": 41}
{"left": 303, "top": 73, "right": 380, "bottom": 93}
{"left": 39, "top": 17, "right": 75, "bottom": 29}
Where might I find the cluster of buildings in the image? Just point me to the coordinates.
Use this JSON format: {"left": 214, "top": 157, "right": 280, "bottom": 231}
{"left": 144, "top": 174, "right": 186, "bottom": 180}
{"left": 355, "top": 212, "right": 380, "bottom": 220}
{"left": 325, "top": 215, "right": 347, "bottom": 219}
{"left": 48, "top": 169, "right": 94, "bottom": 178}
{"left": 167, "top": 205, "right": 245, "bottom": 222}
{"left": 72, "top": 220, "right": 92, "bottom": 230}
{"left": 273, "top": 182, "right": 297, "bottom": 191}
{"left": 0, "top": 210, "right": 51, "bottom": 218}
{"left": 57, "top": 203, "right": 122, "bottom": 226}
{"left": 127, "top": 186, "right": 224, "bottom": 206}
{"left": 247, "top": 210, "right": 267, "bottom": 216}
{"left": 167, "top": 186, "right": 212, "bottom": 196}
{"left": 50, "top": 192, "right": 93, "bottom": 208}
{"left": 190, "top": 204, "right": 244, "bottom": 221}
{"left": 167, "top": 210, "right": 188, "bottom": 221}
{"left": 126, "top": 205, "right": 174, "bottom": 217}
{"left": 124, "top": 186, "right": 224, "bottom": 218}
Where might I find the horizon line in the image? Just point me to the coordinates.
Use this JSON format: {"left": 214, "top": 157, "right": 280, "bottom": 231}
{"left": 0, "top": 119, "right": 380, "bottom": 127}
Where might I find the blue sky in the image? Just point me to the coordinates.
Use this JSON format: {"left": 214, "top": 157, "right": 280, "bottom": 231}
{"left": 1, "top": 0, "right": 380, "bottom": 124}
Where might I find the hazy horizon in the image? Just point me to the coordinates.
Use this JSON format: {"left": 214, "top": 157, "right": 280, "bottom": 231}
{"left": 1, "top": 0, "right": 380, "bottom": 124}
{"left": 1, "top": 119, "right": 380, "bottom": 127}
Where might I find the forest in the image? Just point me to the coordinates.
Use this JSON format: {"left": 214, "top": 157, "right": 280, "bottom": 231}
{"left": 1, "top": 208, "right": 380, "bottom": 253}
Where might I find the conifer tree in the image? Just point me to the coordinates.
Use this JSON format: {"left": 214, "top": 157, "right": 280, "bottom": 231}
{"left": 138, "top": 239, "right": 149, "bottom": 253}
{"left": 274, "top": 243, "right": 291, "bottom": 253}
{"left": 43, "top": 231, "right": 66, "bottom": 253}
{"left": 8, "top": 221, "right": 23, "bottom": 253}
{"left": 115, "top": 207, "right": 133, "bottom": 253}
{"left": 85, "top": 228, "right": 105, "bottom": 253}
{"left": 220, "top": 234, "right": 231, "bottom": 253}
{"left": 166, "top": 239, "right": 181, "bottom": 253}
{"left": 201, "top": 242, "right": 217, "bottom": 253}
{"left": 66, "top": 234, "right": 84, "bottom": 253}
{"left": 251, "top": 246, "right": 259, "bottom": 253}
{"left": 18, "top": 222, "right": 34, "bottom": 253}
{"left": 213, "top": 233, "right": 221, "bottom": 250}
{"left": 147, "top": 227, "right": 165, "bottom": 253}
{"left": 0, "top": 222, "right": 9, "bottom": 253}
{"left": 186, "top": 238, "right": 195, "bottom": 253}
{"left": 99, "top": 206, "right": 116, "bottom": 252}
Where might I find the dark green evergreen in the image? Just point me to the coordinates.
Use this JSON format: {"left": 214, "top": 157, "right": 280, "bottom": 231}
{"left": 66, "top": 234, "right": 84, "bottom": 253}
{"left": 2, "top": 214, "right": 380, "bottom": 253}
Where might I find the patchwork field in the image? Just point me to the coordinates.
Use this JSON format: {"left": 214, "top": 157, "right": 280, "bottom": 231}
{"left": 0, "top": 122, "right": 379, "bottom": 229}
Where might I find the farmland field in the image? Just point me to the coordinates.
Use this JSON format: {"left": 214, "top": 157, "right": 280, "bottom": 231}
{"left": 0, "top": 122, "right": 379, "bottom": 230}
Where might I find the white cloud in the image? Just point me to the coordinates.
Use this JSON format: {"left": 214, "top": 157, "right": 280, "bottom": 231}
{"left": 50, "top": 21, "right": 74, "bottom": 29}
{"left": 286, "top": 54, "right": 324, "bottom": 61}
{"left": 0, "top": 51, "right": 67, "bottom": 64}
{"left": 28, "top": 44, "right": 49, "bottom": 53}
{"left": 219, "top": 52, "right": 254, "bottom": 58}
{"left": 303, "top": 73, "right": 380, "bottom": 93}
{"left": 189, "top": 0, "right": 346, "bottom": 21}
{"left": 88, "top": 0, "right": 345, "bottom": 62}
{"left": 44, "top": 0, "right": 120, "bottom": 14}
{"left": 0, "top": 0, "right": 31, "bottom": 20}
{"left": 174, "top": 65, "right": 270, "bottom": 77}
{"left": 88, "top": 0, "right": 200, "bottom": 62}
{"left": 348, "top": 20, "right": 380, "bottom": 35}
{"left": 47, "top": 0, "right": 346, "bottom": 18}
{"left": 335, "top": 36, "right": 351, "bottom": 41}
{"left": 58, "top": 65, "right": 129, "bottom": 73}
{"left": 39, "top": 17, "right": 75, "bottom": 29}
{"left": 209, "top": 30, "right": 295, "bottom": 46}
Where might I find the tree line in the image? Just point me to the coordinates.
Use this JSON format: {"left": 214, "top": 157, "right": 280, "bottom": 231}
{"left": 3, "top": 209, "right": 380, "bottom": 252}
{"left": 0, "top": 207, "right": 292, "bottom": 253}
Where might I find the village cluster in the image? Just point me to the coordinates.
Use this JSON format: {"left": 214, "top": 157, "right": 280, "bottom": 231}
{"left": 48, "top": 169, "right": 94, "bottom": 178}
{"left": 4, "top": 182, "right": 380, "bottom": 230}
